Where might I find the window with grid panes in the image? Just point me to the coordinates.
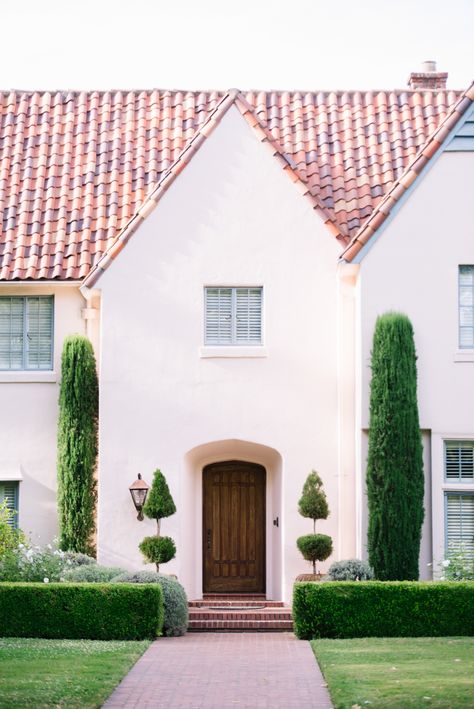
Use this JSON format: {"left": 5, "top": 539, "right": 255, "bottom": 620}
{"left": 445, "top": 492, "right": 474, "bottom": 557}
{"left": 445, "top": 441, "right": 474, "bottom": 482}
{"left": 204, "top": 287, "right": 262, "bottom": 345}
{"left": 0, "top": 481, "right": 19, "bottom": 528}
{"left": 0, "top": 296, "right": 53, "bottom": 370}
{"left": 459, "top": 266, "right": 474, "bottom": 348}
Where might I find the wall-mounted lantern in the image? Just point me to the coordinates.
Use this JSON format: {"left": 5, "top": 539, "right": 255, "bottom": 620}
{"left": 129, "top": 474, "right": 150, "bottom": 520}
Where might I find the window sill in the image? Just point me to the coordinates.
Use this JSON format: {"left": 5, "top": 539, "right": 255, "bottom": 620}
{"left": 0, "top": 371, "right": 57, "bottom": 383}
{"left": 454, "top": 350, "right": 474, "bottom": 362}
{"left": 199, "top": 346, "right": 267, "bottom": 358}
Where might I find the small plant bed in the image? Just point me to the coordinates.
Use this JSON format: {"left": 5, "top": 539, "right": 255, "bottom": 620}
{"left": 311, "top": 637, "right": 474, "bottom": 709}
{"left": 0, "top": 637, "right": 150, "bottom": 708}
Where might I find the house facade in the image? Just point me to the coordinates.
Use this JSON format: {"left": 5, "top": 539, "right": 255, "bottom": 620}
{"left": 1, "top": 68, "right": 473, "bottom": 602}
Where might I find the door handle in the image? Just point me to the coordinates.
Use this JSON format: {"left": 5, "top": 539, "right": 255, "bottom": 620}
{"left": 207, "top": 529, "right": 212, "bottom": 550}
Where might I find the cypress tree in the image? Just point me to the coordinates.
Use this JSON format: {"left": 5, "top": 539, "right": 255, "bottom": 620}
{"left": 57, "top": 335, "right": 98, "bottom": 554}
{"left": 367, "top": 312, "right": 424, "bottom": 580}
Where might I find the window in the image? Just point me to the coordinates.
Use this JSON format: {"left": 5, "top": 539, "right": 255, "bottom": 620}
{"left": 445, "top": 441, "right": 474, "bottom": 481}
{"left": 445, "top": 492, "right": 474, "bottom": 557}
{"left": 0, "top": 481, "right": 19, "bottom": 528}
{"left": 0, "top": 296, "right": 53, "bottom": 370}
{"left": 205, "top": 287, "right": 262, "bottom": 345}
{"left": 459, "top": 266, "right": 474, "bottom": 348}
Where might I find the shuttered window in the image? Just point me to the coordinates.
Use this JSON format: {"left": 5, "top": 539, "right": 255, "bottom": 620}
{"left": 0, "top": 296, "right": 53, "bottom": 370}
{"left": 446, "top": 493, "right": 474, "bottom": 557}
{"left": 0, "top": 481, "right": 19, "bottom": 528}
{"left": 445, "top": 441, "right": 474, "bottom": 481}
{"left": 459, "top": 266, "right": 474, "bottom": 348}
{"left": 205, "top": 287, "right": 262, "bottom": 345}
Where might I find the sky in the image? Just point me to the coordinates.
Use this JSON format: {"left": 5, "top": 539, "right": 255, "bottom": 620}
{"left": 1, "top": 0, "right": 473, "bottom": 91}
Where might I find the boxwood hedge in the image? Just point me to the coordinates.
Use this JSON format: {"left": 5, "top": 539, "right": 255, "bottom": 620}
{"left": 0, "top": 583, "right": 164, "bottom": 640}
{"left": 293, "top": 581, "right": 474, "bottom": 639}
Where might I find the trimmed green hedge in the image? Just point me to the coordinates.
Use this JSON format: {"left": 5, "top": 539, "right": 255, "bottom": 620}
{"left": 0, "top": 583, "right": 164, "bottom": 640}
{"left": 293, "top": 581, "right": 474, "bottom": 639}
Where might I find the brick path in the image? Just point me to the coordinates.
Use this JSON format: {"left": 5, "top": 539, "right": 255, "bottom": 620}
{"left": 103, "top": 632, "right": 333, "bottom": 708}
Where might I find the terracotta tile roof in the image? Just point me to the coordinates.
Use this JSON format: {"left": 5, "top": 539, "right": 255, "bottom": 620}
{"left": 342, "top": 81, "right": 474, "bottom": 262}
{"left": 0, "top": 87, "right": 464, "bottom": 280}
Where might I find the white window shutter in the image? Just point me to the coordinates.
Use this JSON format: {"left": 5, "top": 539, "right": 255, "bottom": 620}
{"left": 446, "top": 494, "right": 474, "bottom": 557}
{"left": 0, "top": 298, "right": 24, "bottom": 369}
{"left": 445, "top": 442, "right": 474, "bottom": 481}
{"left": 26, "top": 297, "right": 54, "bottom": 370}
{"left": 236, "top": 288, "right": 262, "bottom": 344}
{"left": 459, "top": 266, "right": 474, "bottom": 348}
{"left": 205, "top": 288, "right": 232, "bottom": 345}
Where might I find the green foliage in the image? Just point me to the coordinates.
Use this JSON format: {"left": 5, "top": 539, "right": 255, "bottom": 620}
{"left": 297, "top": 534, "right": 333, "bottom": 574}
{"left": 367, "top": 312, "right": 424, "bottom": 581}
{"left": 298, "top": 471, "right": 329, "bottom": 531}
{"left": 57, "top": 335, "right": 99, "bottom": 555}
{"left": 139, "top": 536, "right": 176, "bottom": 571}
{"left": 0, "top": 501, "right": 24, "bottom": 556}
{"left": 62, "top": 565, "right": 126, "bottom": 583}
{"left": 62, "top": 551, "right": 97, "bottom": 567}
{"left": 293, "top": 581, "right": 474, "bottom": 639}
{"left": 327, "top": 558, "right": 374, "bottom": 581}
{"left": 440, "top": 544, "right": 474, "bottom": 581}
{"left": 143, "top": 469, "right": 176, "bottom": 521}
{"left": 112, "top": 571, "right": 189, "bottom": 636}
{"left": 0, "top": 543, "right": 68, "bottom": 582}
{"left": 0, "top": 583, "right": 164, "bottom": 640}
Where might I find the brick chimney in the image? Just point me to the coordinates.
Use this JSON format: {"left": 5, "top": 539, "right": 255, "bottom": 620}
{"left": 408, "top": 61, "right": 448, "bottom": 90}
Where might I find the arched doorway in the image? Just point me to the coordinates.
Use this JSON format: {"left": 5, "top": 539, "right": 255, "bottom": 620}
{"left": 203, "top": 460, "right": 266, "bottom": 594}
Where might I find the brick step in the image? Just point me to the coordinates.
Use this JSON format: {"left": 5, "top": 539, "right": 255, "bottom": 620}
{"left": 189, "top": 599, "right": 285, "bottom": 608}
{"left": 189, "top": 618, "right": 294, "bottom": 632}
{"left": 189, "top": 609, "right": 292, "bottom": 621}
{"left": 201, "top": 594, "right": 267, "bottom": 600}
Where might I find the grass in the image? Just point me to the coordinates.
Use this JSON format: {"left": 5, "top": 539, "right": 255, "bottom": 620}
{"left": 312, "top": 637, "right": 474, "bottom": 709}
{"left": 0, "top": 637, "right": 151, "bottom": 708}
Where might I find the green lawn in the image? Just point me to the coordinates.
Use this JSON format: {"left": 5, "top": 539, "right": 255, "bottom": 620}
{"left": 312, "top": 637, "right": 474, "bottom": 709}
{"left": 0, "top": 638, "right": 151, "bottom": 708}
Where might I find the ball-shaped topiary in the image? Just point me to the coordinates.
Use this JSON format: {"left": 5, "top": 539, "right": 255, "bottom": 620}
{"left": 139, "top": 536, "right": 176, "bottom": 571}
{"left": 297, "top": 534, "right": 333, "bottom": 575}
{"left": 112, "top": 571, "right": 188, "bottom": 636}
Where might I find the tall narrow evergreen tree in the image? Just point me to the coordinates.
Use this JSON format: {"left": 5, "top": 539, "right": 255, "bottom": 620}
{"left": 57, "top": 335, "right": 98, "bottom": 554}
{"left": 367, "top": 312, "right": 424, "bottom": 580}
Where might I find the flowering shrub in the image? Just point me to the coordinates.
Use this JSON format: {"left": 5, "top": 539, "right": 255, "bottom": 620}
{"left": 0, "top": 501, "right": 25, "bottom": 556}
{"left": 0, "top": 542, "right": 71, "bottom": 582}
{"left": 438, "top": 545, "right": 474, "bottom": 581}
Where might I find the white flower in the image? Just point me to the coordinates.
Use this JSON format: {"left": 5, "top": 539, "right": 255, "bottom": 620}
{"left": 442, "top": 559, "right": 450, "bottom": 567}
{"left": 426, "top": 562, "right": 432, "bottom": 567}
{"left": 43, "top": 577, "right": 49, "bottom": 583}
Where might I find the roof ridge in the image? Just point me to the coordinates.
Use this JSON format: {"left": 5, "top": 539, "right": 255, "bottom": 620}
{"left": 341, "top": 80, "right": 474, "bottom": 262}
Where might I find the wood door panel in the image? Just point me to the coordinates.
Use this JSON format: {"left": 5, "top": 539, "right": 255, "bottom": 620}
{"left": 203, "top": 461, "right": 266, "bottom": 593}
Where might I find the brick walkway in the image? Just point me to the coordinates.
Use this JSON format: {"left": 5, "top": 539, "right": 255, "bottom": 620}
{"left": 103, "top": 633, "right": 333, "bottom": 708}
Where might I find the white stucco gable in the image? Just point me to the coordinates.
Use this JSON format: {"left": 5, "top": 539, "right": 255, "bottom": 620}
{"left": 93, "top": 101, "right": 349, "bottom": 601}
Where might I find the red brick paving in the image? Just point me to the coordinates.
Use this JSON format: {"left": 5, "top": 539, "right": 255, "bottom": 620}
{"left": 103, "top": 632, "right": 332, "bottom": 708}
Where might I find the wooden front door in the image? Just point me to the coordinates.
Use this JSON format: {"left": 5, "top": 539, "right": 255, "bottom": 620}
{"left": 203, "top": 461, "right": 266, "bottom": 594}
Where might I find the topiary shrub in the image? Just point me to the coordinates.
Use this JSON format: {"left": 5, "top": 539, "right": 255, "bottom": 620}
{"left": 112, "top": 571, "right": 188, "bottom": 636}
{"left": 140, "top": 470, "right": 177, "bottom": 572}
{"left": 297, "top": 471, "right": 332, "bottom": 574}
{"left": 139, "top": 536, "right": 176, "bottom": 568}
{"left": 327, "top": 559, "right": 374, "bottom": 581}
{"left": 297, "top": 535, "right": 332, "bottom": 572}
{"left": 62, "top": 564, "right": 126, "bottom": 583}
{"left": 0, "top": 583, "right": 163, "bottom": 640}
